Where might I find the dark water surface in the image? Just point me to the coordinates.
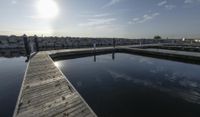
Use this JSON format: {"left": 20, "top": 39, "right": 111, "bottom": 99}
{"left": 0, "top": 57, "right": 27, "bottom": 117}
{"left": 55, "top": 53, "right": 200, "bottom": 117}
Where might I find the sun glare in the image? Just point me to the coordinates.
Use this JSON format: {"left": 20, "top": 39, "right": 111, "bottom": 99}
{"left": 54, "top": 62, "right": 61, "bottom": 68}
{"left": 37, "top": 0, "right": 59, "bottom": 19}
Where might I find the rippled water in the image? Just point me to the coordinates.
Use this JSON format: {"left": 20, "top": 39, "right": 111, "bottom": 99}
{"left": 0, "top": 57, "right": 27, "bottom": 117}
{"left": 55, "top": 53, "right": 200, "bottom": 117}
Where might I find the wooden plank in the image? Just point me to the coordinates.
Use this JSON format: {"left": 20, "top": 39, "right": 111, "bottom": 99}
{"left": 13, "top": 52, "right": 97, "bottom": 117}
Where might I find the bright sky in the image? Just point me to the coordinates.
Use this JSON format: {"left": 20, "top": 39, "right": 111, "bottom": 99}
{"left": 0, "top": 0, "right": 200, "bottom": 38}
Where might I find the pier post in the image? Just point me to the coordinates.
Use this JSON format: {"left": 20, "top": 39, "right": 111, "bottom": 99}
{"left": 93, "top": 43, "right": 96, "bottom": 62}
{"left": 34, "top": 35, "right": 39, "bottom": 52}
{"left": 113, "top": 38, "right": 116, "bottom": 48}
{"left": 93, "top": 43, "right": 96, "bottom": 52}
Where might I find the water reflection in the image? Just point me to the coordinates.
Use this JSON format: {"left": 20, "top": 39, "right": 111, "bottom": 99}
{"left": 0, "top": 48, "right": 32, "bottom": 63}
{"left": 112, "top": 51, "right": 115, "bottom": 60}
{"left": 93, "top": 51, "right": 115, "bottom": 62}
{"left": 56, "top": 53, "right": 200, "bottom": 117}
{"left": 0, "top": 55, "right": 26, "bottom": 117}
{"left": 94, "top": 54, "right": 96, "bottom": 62}
{"left": 107, "top": 69, "right": 200, "bottom": 104}
{"left": 0, "top": 49, "right": 26, "bottom": 58}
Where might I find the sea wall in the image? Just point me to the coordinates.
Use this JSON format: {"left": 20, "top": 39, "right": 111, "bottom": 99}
{"left": 0, "top": 35, "right": 182, "bottom": 50}
{"left": 0, "top": 36, "right": 25, "bottom": 48}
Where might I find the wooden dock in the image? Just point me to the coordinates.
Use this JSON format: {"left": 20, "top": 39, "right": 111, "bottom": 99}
{"left": 13, "top": 45, "right": 200, "bottom": 117}
{"left": 120, "top": 47, "right": 200, "bottom": 63}
{"left": 13, "top": 52, "right": 97, "bottom": 117}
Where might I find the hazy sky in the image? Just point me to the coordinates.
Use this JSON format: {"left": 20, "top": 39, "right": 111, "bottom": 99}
{"left": 0, "top": 0, "right": 200, "bottom": 38}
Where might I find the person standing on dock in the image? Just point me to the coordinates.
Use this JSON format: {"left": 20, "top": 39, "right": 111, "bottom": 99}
{"left": 23, "top": 34, "right": 30, "bottom": 56}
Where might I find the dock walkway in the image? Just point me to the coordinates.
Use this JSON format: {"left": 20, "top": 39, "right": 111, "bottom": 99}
{"left": 144, "top": 48, "right": 200, "bottom": 57}
{"left": 13, "top": 52, "right": 97, "bottom": 117}
{"left": 120, "top": 47, "right": 200, "bottom": 62}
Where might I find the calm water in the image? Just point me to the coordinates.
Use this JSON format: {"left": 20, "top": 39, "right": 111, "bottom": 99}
{"left": 55, "top": 53, "right": 200, "bottom": 117}
{"left": 0, "top": 57, "right": 27, "bottom": 117}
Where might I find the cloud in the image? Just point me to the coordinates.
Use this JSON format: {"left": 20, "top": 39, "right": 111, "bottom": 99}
{"left": 158, "top": 1, "right": 176, "bottom": 10}
{"left": 132, "top": 18, "right": 140, "bottom": 22}
{"left": 184, "top": 0, "right": 200, "bottom": 4}
{"left": 79, "top": 13, "right": 111, "bottom": 18}
{"left": 27, "top": 15, "right": 51, "bottom": 20}
{"left": 158, "top": 0, "right": 167, "bottom": 6}
{"left": 129, "top": 13, "right": 160, "bottom": 24}
{"left": 165, "top": 5, "right": 176, "bottom": 10}
{"left": 184, "top": 0, "right": 193, "bottom": 4}
{"left": 93, "top": 13, "right": 110, "bottom": 17}
{"left": 102, "top": 0, "right": 122, "bottom": 8}
{"left": 78, "top": 18, "right": 116, "bottom": 27}
{"left": 11, "top": 0, "right": 17, "bottom": 4}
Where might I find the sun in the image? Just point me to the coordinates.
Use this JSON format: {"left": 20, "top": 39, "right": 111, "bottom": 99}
{"left": 37, "top": 0, "right": 59, "bottom": 19}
